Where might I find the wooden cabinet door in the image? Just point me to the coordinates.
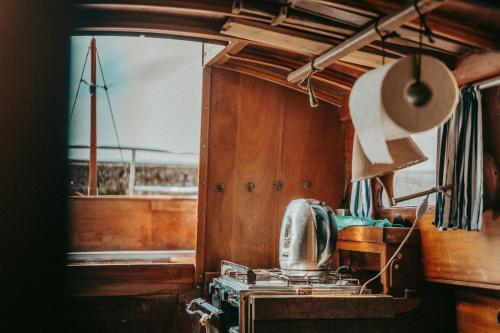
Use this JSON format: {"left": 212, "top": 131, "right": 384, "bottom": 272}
{"left": 197, "top": 67, "right": 346, "bottom": 278}
{"left": 201, "top": 68, "right": 284, "bottom": 274}
{"left": 274, "top": 90, "right": 345, "bottom": 265}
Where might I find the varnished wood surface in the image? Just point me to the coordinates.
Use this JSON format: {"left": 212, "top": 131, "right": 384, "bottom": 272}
{"left": 368, "top": 85, "right": 500, "bottom": 291}
{"left": 199, "top": 67, "right": 346, "bottom": 275}
{"left": 338, "top": 226, "right": 419, "bottom": 245}
{"left": 377, "top": 206, "right": 500, "bottom": 289}
{"left": 195, "top": 67, "right": 212, "bottom": 283}
{"left": 483, "top": 86, "right": 500, "bottom": 210}
{"left": 218, "top": 59, "right": 345, "bottom": 108}
{"left": 453, "top": 51, "right": 500, "bottom": 86}
{"left": 73, "top": 0, "right": 500, "bottom": 113}
{"left": 456, "top": 289, "right": 500, "bottom": 333}
{"left": 336, "top": 226, "right": 421, "bottom": 296}
{"left": 276, "top": 89, "right": 345, "bottom": 266}
{"left": 203, "top": 68, "right": 283, "bottom": 272}
{"left": 65, "top": 293, "right": 194, "bottom": 333}
{"left": 69, "top": 196, "right": 197, "bottom": 251}
{"left": 65, "top": 263, "right": 195, "bottom": 332}
{"left": 251, "top": 295, "right": 394, "bottom": 320}
{"left": 66, "top": 263, "right": 194, "bottom": 297}
{"left": 418, "top": 210, "right": 500, "bottom": 288}
{"left": 253, "top": 319, "right": 392, "bottom": 333}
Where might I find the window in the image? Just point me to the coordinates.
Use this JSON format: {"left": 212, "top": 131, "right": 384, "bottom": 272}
{"left": 382, "top": 129, "right": 437, "bottom": 206}
{"left": 66, "top": 35, "right": 222, "bottom": 258}
{"left": 68, "top": 36, "right": 209, "bottom": 196}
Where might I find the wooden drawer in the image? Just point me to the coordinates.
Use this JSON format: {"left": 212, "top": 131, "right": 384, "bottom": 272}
{"left": 456, "top": 289, "right": 500, "bottom": 332}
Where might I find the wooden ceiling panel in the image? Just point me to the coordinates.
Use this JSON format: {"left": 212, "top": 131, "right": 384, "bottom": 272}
{"left": 291, "top": 0, "right": 375, "bottom": 27}
{"left": 72, "top": 0, "right": 499, "bottom": 99}
{"left": 219, "top": 58, "right": 345, "bottom": 108}
{"left": 221, "top": 19, "right": 397, "bottom": 68}
{"left": 73, "top": 6, "right": 229, "bottom": 42}
{"left": 329, "top": 0, "right": 500, "bottom": 50}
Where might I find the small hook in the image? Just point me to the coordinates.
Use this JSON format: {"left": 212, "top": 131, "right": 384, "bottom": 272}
{"left": 303, "top": 181, "right": 312, "bottom": 191}
{"left": 273, "top": 181, "right": 284, "bottom": 191}
{"left": 245, "top": 182, "right": 255, "bottom": 192}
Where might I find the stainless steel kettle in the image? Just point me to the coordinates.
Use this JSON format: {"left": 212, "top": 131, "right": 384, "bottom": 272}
{"left": 279, "top": 199, "right": 337, "bottom": 276}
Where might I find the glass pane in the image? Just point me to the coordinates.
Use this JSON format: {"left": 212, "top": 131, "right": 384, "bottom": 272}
{"left": 382, "top": 128, "right": 437, "bottom": 206}
{"left": 67, "top": 36, "right": 219, "bottom": 195}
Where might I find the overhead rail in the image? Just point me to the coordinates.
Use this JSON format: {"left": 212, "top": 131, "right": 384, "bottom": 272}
{"left": 478, "top": 75, "right": 500, "bottom": 90}
{"left": 287, "top": 0, "right": 447, "bottom": 84}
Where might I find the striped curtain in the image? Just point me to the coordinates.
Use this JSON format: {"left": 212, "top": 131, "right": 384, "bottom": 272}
{"left": 435, "top": 86, "right": 483, "bottom": 230}
{"left": 350, "top": 179, "right": 373, "bottom": 218}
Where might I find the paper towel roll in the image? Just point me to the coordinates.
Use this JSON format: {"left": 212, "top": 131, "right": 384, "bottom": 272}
{"left": 349, "top": 55, "right": 458, "bottom": 164}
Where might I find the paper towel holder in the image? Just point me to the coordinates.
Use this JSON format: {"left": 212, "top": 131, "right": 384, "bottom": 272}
{"left": 406, "top": 0, "right": 435, "bottom": 108}
{"left": 406, "top": 80, "right": 432, "bottom": 107}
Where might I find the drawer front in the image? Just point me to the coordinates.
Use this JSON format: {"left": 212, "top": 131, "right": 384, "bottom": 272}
{"left": 456, "top": 290, "right": 500, "bottom": 332}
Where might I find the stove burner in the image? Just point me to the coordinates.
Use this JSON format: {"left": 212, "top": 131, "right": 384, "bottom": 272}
{"left": 219, "top": 260, "right": 362, "bottom": 291}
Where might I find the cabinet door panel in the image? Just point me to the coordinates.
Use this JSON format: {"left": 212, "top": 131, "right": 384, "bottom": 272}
{"left": 204, "top": 68, "right": 240, "bottom": 271}
{"left": 276, "top": 90, "right": 345, "bottom": 265}
{"left": 232, "top": 74, "right": 284, "bottom": 268}
{"left": 203, "top": 69, "right": 284, "bottom": 272}
{"left": 200, "top": 68, "right": 345, "bottom": 273}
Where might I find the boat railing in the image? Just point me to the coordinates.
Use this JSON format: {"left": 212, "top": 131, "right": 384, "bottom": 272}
{"left": 68, "top": 145, "right": 199, "bottom": 195}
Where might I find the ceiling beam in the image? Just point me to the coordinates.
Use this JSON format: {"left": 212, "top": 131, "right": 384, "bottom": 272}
{"left": 453, "top": 50, "right": 500, "bottom": 86}
{"left": 287, "top": 0, "right": 447, "bottom": 83}
{"left": 206, "top": 41, "right": 248, "bottom": 66}
{"left": 73, "top": 8, "right": 231, "bottom": 42}
{"left": 329, "top": 0, "right": 500, "bottom": 50}
{"left": 218, "top": 59, "right": 344, "bottom": 108}
{"left": 221, "top": 19, "right": 397, "bottom": 69}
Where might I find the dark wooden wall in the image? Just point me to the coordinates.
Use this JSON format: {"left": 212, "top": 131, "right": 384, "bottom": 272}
{"left": 65, "top": 264, "right": 195, "bottom": 332}
{"left": 197, "top": 67, "right": 346, "bottom": 278}
{"left": 0, "top": 1, "right": 71, "bottom": 331}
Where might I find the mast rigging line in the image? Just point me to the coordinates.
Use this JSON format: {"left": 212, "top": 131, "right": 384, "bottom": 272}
{"left": 69, "top": 38, "right": 130, "bottom": 187}
{"left": 69, "top": 45, "right": 91, "bottom": 124}
{"left": 95, "top": 47, "right": 129, "bottom": 184}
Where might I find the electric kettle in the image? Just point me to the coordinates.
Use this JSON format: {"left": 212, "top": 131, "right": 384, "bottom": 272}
{"left": 279, "top": 199, "right": 337, "bottom": 276}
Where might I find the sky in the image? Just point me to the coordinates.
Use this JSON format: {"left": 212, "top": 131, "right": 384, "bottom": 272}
{"left": 68, "top": 36, "right": 207, "bottom": 164}
{"left": 408, "top": 128, "right": 437, "bottom": 172}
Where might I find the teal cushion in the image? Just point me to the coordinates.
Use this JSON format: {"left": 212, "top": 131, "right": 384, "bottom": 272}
{"left": 336, "top": 216, "right": 402, "bottom": 230}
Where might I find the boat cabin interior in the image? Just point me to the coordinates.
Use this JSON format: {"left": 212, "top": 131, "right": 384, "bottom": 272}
{"left": 2, "top": 1, "right": 500, "bottom": 332}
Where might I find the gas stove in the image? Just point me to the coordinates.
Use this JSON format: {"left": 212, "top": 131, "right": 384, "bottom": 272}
{"left": 211, "top": 260, "right": 365, "bottom": 299}
{"left": 187, "top": 261, "right": 385, "bottom": 333}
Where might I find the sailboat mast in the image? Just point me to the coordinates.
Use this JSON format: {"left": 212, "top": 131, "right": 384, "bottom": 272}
{"left": 88, "top": 37, "right": 97, "bottom": 195}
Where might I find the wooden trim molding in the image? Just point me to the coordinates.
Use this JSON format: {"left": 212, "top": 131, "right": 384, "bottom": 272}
{"left": 195, "top": 66, "right": 212, "bottom": 284}
{"left": 454, "top": 50, "right": 500, "bottom": 86}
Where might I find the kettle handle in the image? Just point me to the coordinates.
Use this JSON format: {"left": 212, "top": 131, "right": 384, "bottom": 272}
{"left": 311, "top": 204, "right": 336, "bottom": 268}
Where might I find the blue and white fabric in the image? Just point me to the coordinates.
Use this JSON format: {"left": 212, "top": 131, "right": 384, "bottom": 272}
{"left": 435, "top": 86, "right": 483, "bottom": 230}
{"left": 350, "top": 179, "right": 373, "bottom": 219}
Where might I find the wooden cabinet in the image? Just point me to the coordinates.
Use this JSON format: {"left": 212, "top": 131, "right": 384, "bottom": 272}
{"left": 456, "top": 289, "right": 500, "bottom": 332}
{"left": 247, "top": 294, "right": 394, "bottom": 333}
{"left": 197, "top": 67, "right": 346, "bottom": 281}
{"left": 334, "top": 226, "right": 422, "bottom": 296}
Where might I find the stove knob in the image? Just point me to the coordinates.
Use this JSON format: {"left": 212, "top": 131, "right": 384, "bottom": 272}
{"left": 221, "top": 289, "right": 229, "bottom": 301}
{"left": 208, "top": 282, "right": 215, "bottom": 294}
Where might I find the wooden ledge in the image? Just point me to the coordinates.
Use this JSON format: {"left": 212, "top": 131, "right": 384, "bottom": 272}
{"left": 66, "top": 263, "right": 195, "bottom": 297}
{"left": 338, "top": 226, "right": 419, "bottom": 245}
